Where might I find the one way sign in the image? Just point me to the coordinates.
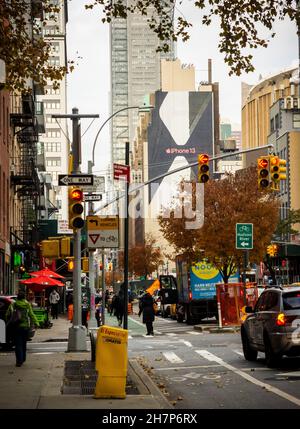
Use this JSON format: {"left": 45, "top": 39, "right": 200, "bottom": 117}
{"left": 58, "top": 174, "right": 94, "bottom": 186}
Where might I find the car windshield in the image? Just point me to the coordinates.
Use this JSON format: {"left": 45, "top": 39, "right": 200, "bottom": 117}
{"left": 282, "top": 291, "right": 300, "bottom": 310}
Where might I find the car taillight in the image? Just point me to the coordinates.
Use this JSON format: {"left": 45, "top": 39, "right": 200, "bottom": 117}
{"left": 276, "top": 313, "right": 286, "bottom": 326}
{"left": 189, "top": 292, "right": 192, "bottom": 301}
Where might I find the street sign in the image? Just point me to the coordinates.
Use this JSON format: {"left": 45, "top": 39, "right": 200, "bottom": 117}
{"left": 83, "top": 194, "right": 102, "bottom": 202}
{"left": 81, "top": 175, "right": 105, "bottom": 193}
{"left": 86, "top": 216, "right": 119, "bottom": 249}
{"left": 58, "top": 174, "right": 94, "bottom": 186}
{"left": 113, "top": 163, "right": 130, "bottom": 182}
{"left": 236, "top": 223, "right": 253, "bottom": 250}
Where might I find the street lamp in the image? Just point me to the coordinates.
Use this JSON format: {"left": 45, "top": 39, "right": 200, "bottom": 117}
{"left": 87, "top": 105, "right": 153, "bottom": 329}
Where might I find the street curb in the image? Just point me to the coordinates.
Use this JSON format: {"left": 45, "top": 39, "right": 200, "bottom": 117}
{"left": 194, "top": 324, "right": 240, "bottom": 333}
{"left": 129, "top": 359, "right": 173, "bottom": 409}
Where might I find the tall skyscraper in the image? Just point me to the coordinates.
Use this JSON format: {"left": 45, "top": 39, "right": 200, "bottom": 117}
{"left": 110, "top": 4, "right": 175, "bottom": 165}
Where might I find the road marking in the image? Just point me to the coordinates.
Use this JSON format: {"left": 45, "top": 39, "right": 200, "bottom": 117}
{"left": 32, "top": 352, "right": 55, "bottom": 355}
{"left": 156, "top": 364, "right": 220, "bottom": 371}
{"left": 166, "top": 333, "right": 178, "bottom": 337}
{"left": 163, "top": 352, "right": 184, "bottom": 364}
{"left": 187, "top": 331, "right": 202, "bottom": 335}
{"left": 128, "top": 335, "right": 133, "bottom": 339}
{"left": 195, "top": 349, "right": 300, "bottom": 407}
{"left": 276, "top": 371, "right": 300, "bottom": 378}
{"left": 233, "top": 349, "right": 244, "bottom": 357}
{"left": 180, "top": 340, "right": 193, "bottom": 348}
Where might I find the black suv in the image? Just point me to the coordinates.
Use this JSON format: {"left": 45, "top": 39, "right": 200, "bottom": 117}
{"left": 241, "top": 287, "right": 300, "bottom": 367}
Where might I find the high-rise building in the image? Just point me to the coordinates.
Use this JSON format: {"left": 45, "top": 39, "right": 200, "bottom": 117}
{"left": 38, "top": 0, "right": 69, "bottom": 221}
{"left": 110, "top": 4, "right": 175, "bottom": 165}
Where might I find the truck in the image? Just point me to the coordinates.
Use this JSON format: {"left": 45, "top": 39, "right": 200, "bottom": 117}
{"left": 175, "top": 255, "right": 239, "bottom": 324}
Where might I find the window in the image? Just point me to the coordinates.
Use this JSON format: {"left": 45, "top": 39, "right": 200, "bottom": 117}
{"left": 254, "top": 294, "right": 266, "bottom": 312}
{"left": 264, "top": 292, "right": 279, "bottom": 311}
{"left": 283, "top": 291, "right": 300, "bottom": 310}
{"left": 293, "top": 113, "right": 300, "bottom": 128}
{"left": 44, "top": 100, "right": 60, "bottom": 110}
{"left": 45, "top": 142, "right": 61, "bottom": 152}
{"left": 48, "top": 56, "right": 60, "bottom": 67}
{"left": 46, "top": 157, "right": 61, "bottom": 167}
{"left": 46, "top": 130, "right": 61, "bottom": 138}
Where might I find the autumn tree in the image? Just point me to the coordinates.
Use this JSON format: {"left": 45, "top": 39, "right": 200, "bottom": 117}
{"left": 159, "top": 167, "right": 280, "bottom": 283}
{"left": 0, "top": 1, "right": 70, "bottom": 93}
{"left": 86, "top": 0, "right": 300, "bottom": 76}
{"left": 119, "top": 233, "right": 163, "bottom": 277}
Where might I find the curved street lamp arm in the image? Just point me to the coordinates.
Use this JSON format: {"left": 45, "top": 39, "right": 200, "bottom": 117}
{"left": 91, "top": 106, "right": 141, "bottom": 167}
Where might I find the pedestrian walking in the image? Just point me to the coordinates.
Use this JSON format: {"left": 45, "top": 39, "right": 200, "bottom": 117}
{"left": 81, "top": 296, "right": 90, "bottom": 328}
{"left": 113, "top": 288, "right": 124, "bottom": 327}
{"left": 6, "top": 291, "right": 39, "bottom": 367}
{"left": 138, "top": 292, "right": 155, "bottom": 335}
{"left": 49, "top": 288, "right": 60, "bottom": 319}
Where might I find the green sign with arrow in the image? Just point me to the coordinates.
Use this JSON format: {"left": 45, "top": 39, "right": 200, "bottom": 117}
{"left": 236, "top": 223, "right": 253, "bottom": 250}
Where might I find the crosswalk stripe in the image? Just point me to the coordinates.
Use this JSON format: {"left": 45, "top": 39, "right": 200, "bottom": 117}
{"left": 166, "top": 333, "right": 178, "bottom": 337}
{"left": 187, "top": 331, "right": 202, "bottom": 335}
{"left": 163, "top": 352, "right": 184, "bottom": 364}
{"left": 233, "top": 349, "right": 243, "bottom": 357}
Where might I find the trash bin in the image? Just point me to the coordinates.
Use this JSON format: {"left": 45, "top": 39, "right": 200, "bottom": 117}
{"left": 94, "top": 325, "right": 128, "bottom": 399}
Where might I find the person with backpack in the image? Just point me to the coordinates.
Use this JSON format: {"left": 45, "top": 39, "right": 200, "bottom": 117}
{"left": 6, "top": 291, "right": 39, "bottom": 367}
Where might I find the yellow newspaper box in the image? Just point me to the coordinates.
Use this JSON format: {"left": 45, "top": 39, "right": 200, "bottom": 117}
{"left": 94, "top": 325, "right": 128, "bottom": 399}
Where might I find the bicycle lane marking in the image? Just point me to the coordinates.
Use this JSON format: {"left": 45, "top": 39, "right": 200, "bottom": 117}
{"left": 195, "top": 350, "right": 300, "bottom": 407}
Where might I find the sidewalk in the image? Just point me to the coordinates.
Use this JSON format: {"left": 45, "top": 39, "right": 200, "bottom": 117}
{"left": 0, "top": 314, "right": 172, "bottom": 409}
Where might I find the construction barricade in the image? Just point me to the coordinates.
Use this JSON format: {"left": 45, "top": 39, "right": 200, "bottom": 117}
{"left": 216, "top": 282, "right": 258, "bottom": 327}
{"left": 128, "top": 302, "right": 133, "bottom": 315}
{"left": 94, "top": 325, "right": 128, "bottom": 399}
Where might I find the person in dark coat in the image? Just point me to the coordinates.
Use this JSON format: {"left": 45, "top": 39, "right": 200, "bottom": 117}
{"left": 138, "top": 292, "right": 155, "bottom": 335}
{"left": 113, "top": 289, "right": 124, "bottom": 327}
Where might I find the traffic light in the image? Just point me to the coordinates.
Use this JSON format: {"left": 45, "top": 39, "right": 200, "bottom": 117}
{"left": 82, "top": 257, "right": 89, "bottom": 272}
{"left": 257, "top": 156, "right": 270, "bottom": 190}
{"left": 198, "top": 153, "right": 209, "bottom": 183}
{"left": 278, "top": 158, "right": 287, "bottom": 181}
{"left": 67, "top": 257, "right": 74, "bottom": 272}
{"left": 269, "top": 155, "right": 280, "bottom": 190}
{"left": 68, "top": 187, "right": 84, "bottom": 229}
{"left": 267, "top": 244, "right": 279, "bottom": 257}
{"left": 60, "top": 237, "right": 71, "bottom": 257}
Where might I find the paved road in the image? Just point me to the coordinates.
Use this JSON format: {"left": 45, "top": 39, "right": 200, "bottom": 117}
{"left": 22, "top": 314, "right": 300, "bottom": 409}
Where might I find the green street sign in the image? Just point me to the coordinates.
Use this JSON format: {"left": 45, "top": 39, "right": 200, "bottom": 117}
{"left": 236, "top": 223, "right": 253, "bottom": 250}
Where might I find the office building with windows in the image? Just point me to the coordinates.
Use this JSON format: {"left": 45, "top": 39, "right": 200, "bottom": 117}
{"left": 38, "top": 0, "right": 69, "bottom": 221}
{"left": 110, "top": 5, "right": 175, "bottom": 165}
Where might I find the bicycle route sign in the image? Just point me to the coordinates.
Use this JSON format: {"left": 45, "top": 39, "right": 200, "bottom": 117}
{"left": 236, "top": 223, "right": 253, "bottom": 250}
{"left": 86, "top": 216, "right": 119, "bottom": 249}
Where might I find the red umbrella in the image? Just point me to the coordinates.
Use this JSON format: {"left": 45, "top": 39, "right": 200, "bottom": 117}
{"left": 20, "top": 275, "right": 64, "bottom": 293}
{"left": 29, "top": 267, "right": 65, "bottom": 279}
{"left": 20, "top": 275, "right": 64, "bottom": 286}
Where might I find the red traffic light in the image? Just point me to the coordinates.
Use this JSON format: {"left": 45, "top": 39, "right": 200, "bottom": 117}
{"left": 71, "top": 188, "right": 83, "bottom": 201}
{"left": 258, "top": 158, "right": 268, "bottom": 169}
{"left": 198, "top": 154, "right": 209, "bottom": 164}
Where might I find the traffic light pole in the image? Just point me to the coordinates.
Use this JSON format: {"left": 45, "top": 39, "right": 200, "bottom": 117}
{"left": 53, "top": 109, "right": 99, "bottom": 352}
{"left": 87, "top": 161, "right": 98, "bottom": 329}
{"left": 123, "top": 142, "right": 129, "bottom": 330}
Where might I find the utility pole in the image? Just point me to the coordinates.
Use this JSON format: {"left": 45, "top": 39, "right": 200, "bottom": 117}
{"left": 53, "top": 108, "right": 99, "bottom": 351}
{"left": 87, "top": 161, "right": 97, "bottom": 329}
{"left": 123, "top": 142, "right": 129, "bottom": 330}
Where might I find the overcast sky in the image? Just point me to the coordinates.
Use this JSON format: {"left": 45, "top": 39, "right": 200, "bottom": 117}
{"left": 66, "top": 0, "right": 298, "bottom": 176}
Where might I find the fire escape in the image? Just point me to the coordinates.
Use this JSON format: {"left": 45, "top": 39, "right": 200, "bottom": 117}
{"left": 10, "top": 94, "right": 43, "bottom": 250}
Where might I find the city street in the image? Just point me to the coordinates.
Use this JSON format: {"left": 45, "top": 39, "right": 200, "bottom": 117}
{"left": 13, "top": 312, "right": 298, "bottom": 409}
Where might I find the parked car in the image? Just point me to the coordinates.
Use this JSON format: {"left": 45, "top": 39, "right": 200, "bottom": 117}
{"left": 0, "top": 296, "right": 15, "bottom": 349}
{"left": 241, "top": 286, "right": 300, "bottom": 367}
